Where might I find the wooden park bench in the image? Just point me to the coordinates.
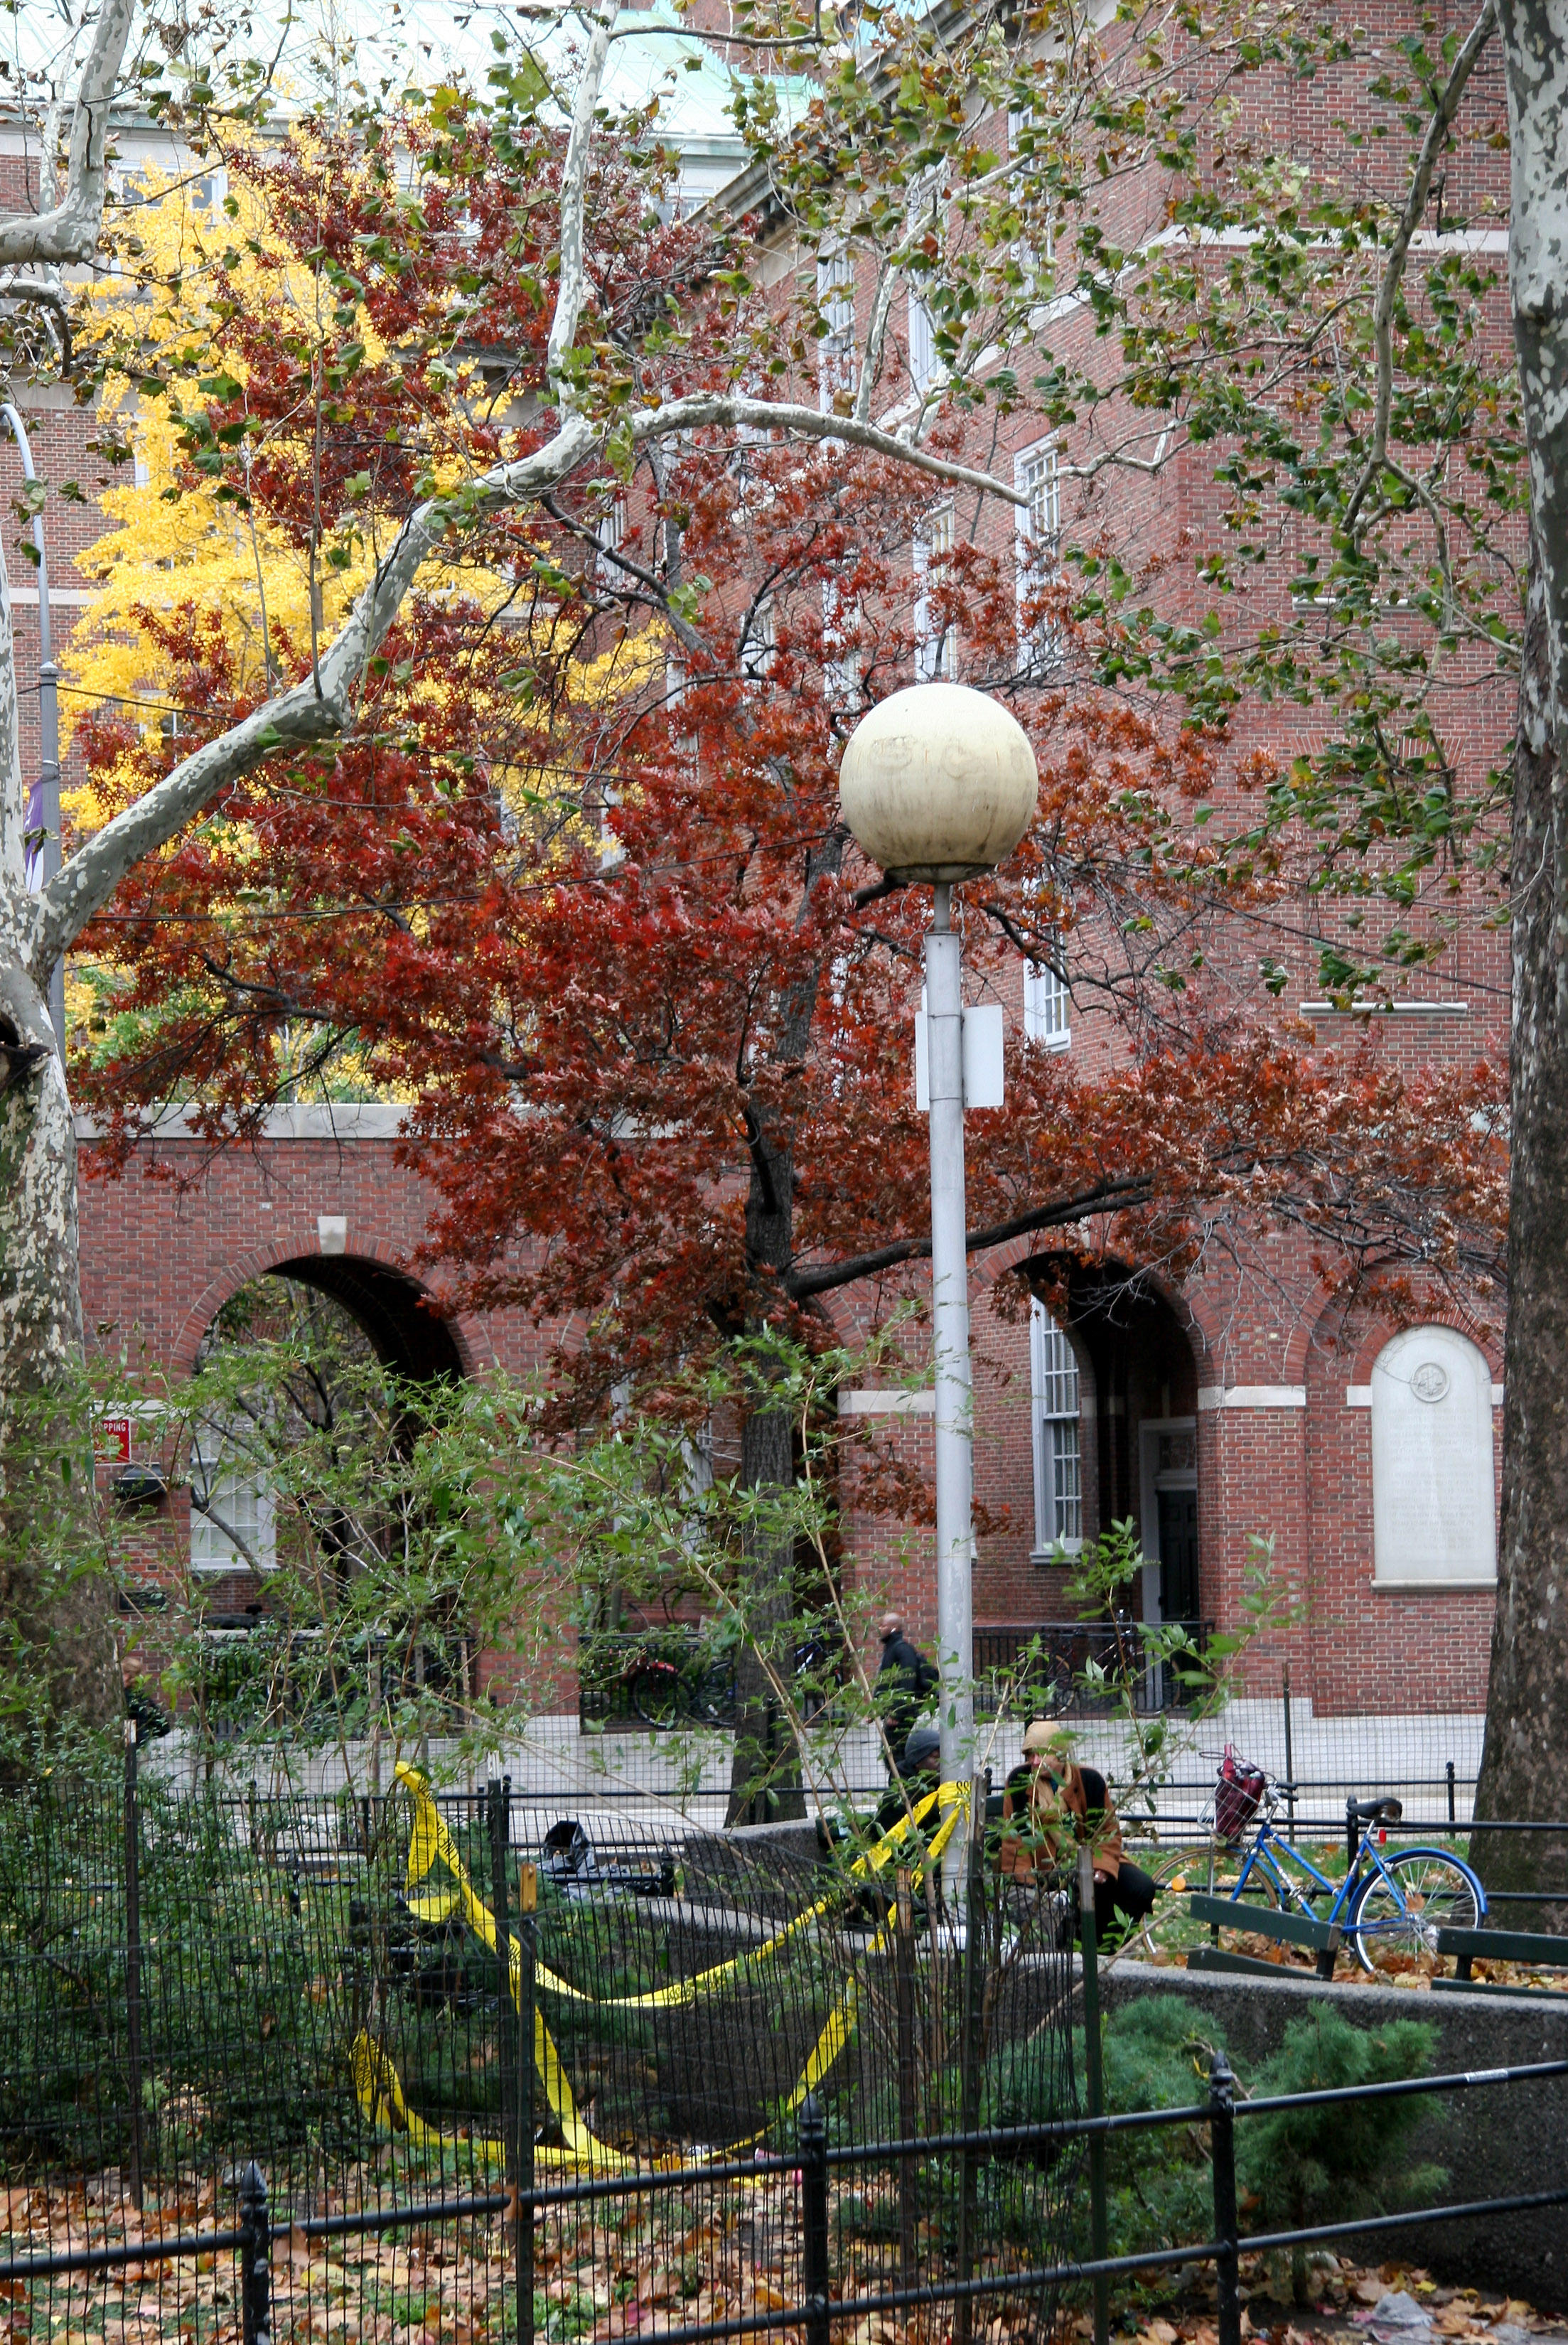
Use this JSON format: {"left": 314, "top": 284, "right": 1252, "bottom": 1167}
{"left": 1186, "top": 1891, "right": 1343, "bottom": 1981}
{"left": 1434, "top": 1923, "right": 1568, "bottom": 2000}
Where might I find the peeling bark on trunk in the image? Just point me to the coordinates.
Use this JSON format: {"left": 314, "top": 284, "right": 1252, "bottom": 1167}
{"left": 1473, "top": 0, "right": 1568, "bottom": 1869}
{"left": 1472, "top": 579, "right": 1568, "bottom": 1882}
{"left": 0, "top": 964, "right": 121, "bottom": 1735}
{"left": 0, "top": 502, "right": 120, "bottom": 1741}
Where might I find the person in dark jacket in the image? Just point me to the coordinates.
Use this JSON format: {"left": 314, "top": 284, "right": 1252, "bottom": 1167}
{"left": 875, "top": 1614, "right": 939, "bottom": 1775}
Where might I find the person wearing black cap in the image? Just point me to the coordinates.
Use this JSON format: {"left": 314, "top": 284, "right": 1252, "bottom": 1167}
{"left": 875, "top": 1612, "right": 939, "bottom": 1777}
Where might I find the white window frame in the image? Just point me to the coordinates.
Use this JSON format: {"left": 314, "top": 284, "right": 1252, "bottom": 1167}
{"left": 817, "top": 245, "right": 857, "bottom": 411}
{"left": 906, "top": 175, "right": 943, "bottom": 396}
{"left": 1030, "top": 1301, "right": 1083, "bottom": 1556}
{"left": 596, "top": 493, "right": 628, "bottom": 581}
{"left": 914, "top": 505, "right": 958, "bottom": 682}
{"left": 189, "top": 1415, "right": 276, "bottom": 1576}
{"left": 821, "top": 576, "right": 861, "bottom": 706}
{"left": 1023, "top": 956, "right": 1070, "bottom": 1051}
{"left": 1015, "top": 438, "right": 1062, "bottom": 677}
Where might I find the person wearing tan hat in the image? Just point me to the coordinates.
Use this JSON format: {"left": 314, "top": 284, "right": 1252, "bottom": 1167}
{"left": 999, "top": 1719, "right": 1157, "bottom": 1943}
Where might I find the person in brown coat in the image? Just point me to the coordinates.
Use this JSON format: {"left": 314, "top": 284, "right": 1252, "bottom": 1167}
{"left": 999, "top": 1719, "right": 1157, "bottom": 1943}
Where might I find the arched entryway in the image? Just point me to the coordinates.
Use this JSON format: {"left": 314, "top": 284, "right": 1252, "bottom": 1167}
{"left": 178, "top": 1258, "right": 474, "bottom": 1743}
{"left": 268, "top": 1253, "right": 466, "bottom": 1384}
{"left": 1024, "top": 1258, "right": 1203, "bottom": 1629}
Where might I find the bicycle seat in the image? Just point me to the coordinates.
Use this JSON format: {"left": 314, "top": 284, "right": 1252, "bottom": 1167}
{"left": 1350, "top": 1796, "right": 1404, "bottom": 1823}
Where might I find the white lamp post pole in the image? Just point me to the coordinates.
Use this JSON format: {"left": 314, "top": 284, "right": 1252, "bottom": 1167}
{"left": 926, "top": 881, "right": 974, "bottom": 1796}
{"left": 838, "top": 682, "right": 1038, "bottom": 1859}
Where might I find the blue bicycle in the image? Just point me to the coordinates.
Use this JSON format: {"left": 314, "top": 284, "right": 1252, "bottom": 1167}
{"left": 1147, "top": 1757, "right": 1487, "bottom": 1976}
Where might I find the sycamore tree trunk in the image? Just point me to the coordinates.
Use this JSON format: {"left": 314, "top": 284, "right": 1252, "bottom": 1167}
{"left": 724, "top": 833, "right": 845, "bottom": 1827}
{"left": 0, "top": 562, "right": 122, "bottom": 1744}
{"left": 724, "top": 1105, "right": 812, "bottom": 1827}
{"left": 1472, "top": 1, "right": 1568, "bottom": 1877}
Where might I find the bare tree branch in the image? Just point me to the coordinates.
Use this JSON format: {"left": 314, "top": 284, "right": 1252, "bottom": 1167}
{"left": 783, "top": 1176, "right": 1156, "bottom": 1299}
{"left": 0, "top": 0, "right": 137, "bottom": 268}
{"left": 547, "top": 4, "right": 616, "bottom": 393}
{"left": 1341, "top": 0, "right": 1497, "bottom": 540}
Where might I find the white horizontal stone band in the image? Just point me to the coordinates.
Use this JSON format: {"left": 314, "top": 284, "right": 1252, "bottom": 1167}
{"left": 1346, "top": 1385, "right": 1505, "bottom": 1408}
{"left": 837, "top": 1389, "right": 936, "bottom": 1415}
{"left": 1196, "top": 1385, "right": 1306, "bottom": 1410}
{"left": 77, "top": 1102, "right": 410, "bottom": 1141}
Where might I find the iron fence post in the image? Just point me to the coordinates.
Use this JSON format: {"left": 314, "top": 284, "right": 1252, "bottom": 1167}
{"left": 1282, "top": 1663, "right": 1296, "bottom": 1846}
{"left": 955, "top": 1770, "right": 989, "bottom": 2345}
{"left": 488, "top": 1778, "right": 521, "bottom": 2341}
{"left": 799, "top": 2090, "right": 831, "bottom": 2345}
{"left": 123, "top": 1719, "right": 145, "bottom": 2210}
{"left": 1208, "top": 2053, "right": 1242, "bottom": 2345}
{"left": 1346, "top": 1793, "right": 1360, "bottom": 1872}
{"left": 894, "top": 1868, "right": 918, "bottom": 2288}
{"left": 1078, "top": 1845, "right": 1110, "bottom": 2345}
{"left": 239, "top": 2162, "right": 272, "bottom": 2345}
{"left": 1448, "top": 1761, "right": 1457, "bottom": 1828}
{"left": 518, "top": 1856, "right": 537, "bottom": 2345}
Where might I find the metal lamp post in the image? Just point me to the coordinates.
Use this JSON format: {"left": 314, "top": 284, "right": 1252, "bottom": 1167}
{"left": 839, "top": 682, "right": 1038, "bottom": 1808}
{"left": 2, "top": 403, "right": 64, "bottom": 1054}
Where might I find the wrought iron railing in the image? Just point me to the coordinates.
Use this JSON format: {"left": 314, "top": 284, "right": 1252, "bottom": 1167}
{"left": 972, "top": 1618, "right": 1213, "bottom": 1717}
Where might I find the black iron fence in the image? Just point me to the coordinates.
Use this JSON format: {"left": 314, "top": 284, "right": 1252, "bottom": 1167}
{"left": 972, "top": 1621, "right": 1213, "bottom": 1719}
{"left": 8, "top": 2046, "right": 1568, "bottom": 2345}
{"left": 0, "top": 1751, "right": 1083, "bottom": 2339}
{"left": 577, "top": 1618, "right": 1213, "bottom": 1734}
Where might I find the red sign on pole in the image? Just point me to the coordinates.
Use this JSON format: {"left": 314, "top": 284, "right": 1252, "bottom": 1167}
{"left": 98, "top": 1415, "right": 131, "bottom": 1464}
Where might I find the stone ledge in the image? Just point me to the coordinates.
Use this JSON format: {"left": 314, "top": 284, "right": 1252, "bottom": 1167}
{"left": 75, "top": 1102, "right": 409, "bottom": 1142}
{"left": 1103, "top": 1957, "right": 1568, "bottom": 2304}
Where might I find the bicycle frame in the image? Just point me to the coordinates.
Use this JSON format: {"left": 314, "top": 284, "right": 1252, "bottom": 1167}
{"left": 1227, "top": 1798, "right": 1486, "bottom": 1931}
{"left": 1231, "top": 1813, "right": 1365, "bottom": 1923}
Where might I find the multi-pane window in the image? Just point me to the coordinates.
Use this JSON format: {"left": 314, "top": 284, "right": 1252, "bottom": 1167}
{"left": 189, "top": 1417, "right": 275, "bottom": 1574}
{"left": 915, "top": 506, "right": 958, "bottom": 682}
{"left": 817, "top": 246, "right": 857, "bottom": 410}
{"left": 1005, "top": 112, "right": 1055, "bottom": 311}
{"left": 1031, "top": 1302, "right": 1083, "bottom": 1554}
{"left": 906, "top": 177, "right": 942, "bottom": 395}
{"left": 596, "top": 494, "right": 628, "bottom": 580}
{"left": 1023, "top": 956, "right": 1071, "bottom": 1050}
{"left": 1015, "top": 439, "right": 1062, "bottom": 675}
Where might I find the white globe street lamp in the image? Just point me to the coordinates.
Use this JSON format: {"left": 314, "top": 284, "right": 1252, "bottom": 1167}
{"left": 839, "top": 682, "right": 1038, "bottom": 1815}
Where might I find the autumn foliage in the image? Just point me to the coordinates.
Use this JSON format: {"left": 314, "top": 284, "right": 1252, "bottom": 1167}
{"left": 65, "top": 108, "right": 1509, "bottom": 1429}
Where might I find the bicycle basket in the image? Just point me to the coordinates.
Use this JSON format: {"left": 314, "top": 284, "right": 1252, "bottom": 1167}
{"left": 1213, "top": 1746, "right": 1267, "bottom": 1845}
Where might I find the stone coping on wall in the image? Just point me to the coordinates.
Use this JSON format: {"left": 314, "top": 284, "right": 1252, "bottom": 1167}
{"left": 74, "top": 1102, "right": 411, "bottom": 1142}
{"left": 1102, "top": 1957, "right": 1568, "bottom": 2304}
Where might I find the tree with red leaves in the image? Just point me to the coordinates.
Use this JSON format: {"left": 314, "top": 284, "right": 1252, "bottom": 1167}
{"left": 70, "top": 146, "right": 1507, "bottom": 1805}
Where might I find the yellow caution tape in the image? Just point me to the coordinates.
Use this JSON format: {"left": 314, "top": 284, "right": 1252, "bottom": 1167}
{"left": 355, "top": 1765, "right": 970, "bottom": 2173}
{"left": 395, "top": 1761, "right": 964, "bottom": 2012}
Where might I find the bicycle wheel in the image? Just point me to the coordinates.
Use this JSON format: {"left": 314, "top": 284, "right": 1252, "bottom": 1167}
{"left": 629, "top": 1668, "right": 682, "bottom": 1729}
{"left": 1350, "top": 1848, "right": 1481, "bottom": 1978}
{"left": 1136, "top": 1847, "right": 1213, "bottom": 1958}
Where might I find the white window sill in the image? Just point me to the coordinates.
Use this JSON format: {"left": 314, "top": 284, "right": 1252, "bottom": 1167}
{"left": 1371, "top": 1577, "right": 1497, "bottom": 1594}
{"left": 1030, "top": 1541, "right": 1083, "bottom": 1563}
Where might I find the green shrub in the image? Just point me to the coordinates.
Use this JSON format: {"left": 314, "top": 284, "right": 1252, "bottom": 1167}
{"left": 1240, "top": 2007, "right": 1445, "bottom": 2304}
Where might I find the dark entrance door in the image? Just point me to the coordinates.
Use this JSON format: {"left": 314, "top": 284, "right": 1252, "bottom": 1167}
{"left": 1158, "top": 1488, "right": 1199, "bottom": 1624}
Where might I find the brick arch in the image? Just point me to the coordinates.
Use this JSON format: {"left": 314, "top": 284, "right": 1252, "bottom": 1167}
{"left": 173, "top": 1240, "right": 493, "bottom": 1377}
{"left": 993, "top": 1240, "right": 1220, "bottom": 1391}
{"left": 1346, "top": 1308, "right": 1502, "bottom": 1390}
{"left": 1296, "top": 1285, "right": 1503, "bottom": 1390}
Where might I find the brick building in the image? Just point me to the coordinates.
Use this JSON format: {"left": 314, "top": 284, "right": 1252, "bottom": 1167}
{"left": 0, "top": 1, "right": 1512, "bottom": 1729}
